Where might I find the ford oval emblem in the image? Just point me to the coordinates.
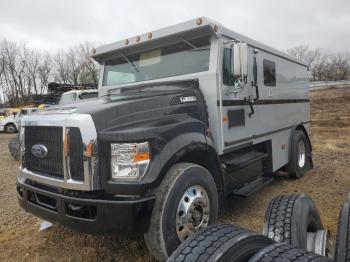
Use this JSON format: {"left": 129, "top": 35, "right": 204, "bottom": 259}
{"left": 31, "top": 144, "right": 48, "bottom": 159}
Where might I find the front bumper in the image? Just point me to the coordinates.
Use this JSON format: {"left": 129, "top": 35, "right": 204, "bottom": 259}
{"left": 17, "top": 178, "right": 155, "bottom": 235}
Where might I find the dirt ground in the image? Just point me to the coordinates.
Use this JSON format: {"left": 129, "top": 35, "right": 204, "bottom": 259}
{"left": 0, "top": 87, "right": 349, "bottom": 262}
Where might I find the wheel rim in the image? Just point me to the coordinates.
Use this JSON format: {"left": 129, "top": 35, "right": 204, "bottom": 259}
{"left": 298, "top": 140, "right": 306, "bottom": 168}
{"left": 176, "top": 185, "right": 210, "bottom": 241}
{"left": 306, "top": 230, "right": 334, "bottom": 258}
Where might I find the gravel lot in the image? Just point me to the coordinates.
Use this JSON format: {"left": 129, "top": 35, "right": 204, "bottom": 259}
{"left": 0, "top": 87, "right": 349, "bottom": 261}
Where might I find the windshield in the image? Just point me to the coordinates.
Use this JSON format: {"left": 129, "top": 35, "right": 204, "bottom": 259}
{"left": 103, "top": 36, "right": 211, "bottom": 86}
{"left": 59, "top": 93, "right": 77, "bottom": 105}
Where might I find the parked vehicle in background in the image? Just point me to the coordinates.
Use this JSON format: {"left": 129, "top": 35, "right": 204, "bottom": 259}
{"left": 17, "top": 17, "right": 313, "bottom": 261}
{"left": 59, "top": 89, "right": 99, "bottom": 105}
{"left": 31, "top": 82, "right": 98, "bottom": 107}
{"left": 0, "top": 108, "right": 37, "bottom": 133}
{"left": 0, "top": 109, "right": 7, "bottom": 121}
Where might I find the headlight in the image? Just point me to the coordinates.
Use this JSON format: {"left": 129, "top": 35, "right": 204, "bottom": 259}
{"left": 111, "top": 142, "right": 150, "bottom": 180}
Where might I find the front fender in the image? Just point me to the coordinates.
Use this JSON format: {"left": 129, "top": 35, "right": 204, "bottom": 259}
{"left": 144, "top": 132, "right": 208, "bottom": 184}
{"left": 98, "top": 115, "right": 209, "bottom": 195}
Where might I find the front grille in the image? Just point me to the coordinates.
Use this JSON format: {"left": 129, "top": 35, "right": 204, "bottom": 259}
{"left": 24, "top": 126, "right": 63, "bottom": 178}
{"left": 69, "top": 127, "right": 84, "bottom": 181}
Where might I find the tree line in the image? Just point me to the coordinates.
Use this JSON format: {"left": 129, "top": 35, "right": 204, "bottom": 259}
{"left": 0, "top": 38, "right": 99, "bottom": 107}
{"left": 286, "top": 45, "right": 350, "bottom": 82}
{"left": 0, "top": 38, "right": 349, "bottom": 107}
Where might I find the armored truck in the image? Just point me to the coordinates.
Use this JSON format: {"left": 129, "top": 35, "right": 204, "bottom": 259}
{"left": 17, "top": 17, "right": 312, "bottom": 261}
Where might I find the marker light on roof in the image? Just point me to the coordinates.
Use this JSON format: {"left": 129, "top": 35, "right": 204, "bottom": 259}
{"left": 196, "top": 18, "right": 203, "bottom": 25}
{"left": 124, "top": 39, "right": 129, "bottom": 45}
{"left": 91, "top": 48, "right": 96, "bottom": 55}
{"left": 136, "top": 36, "right": 141, "bottom": 42}
{"left": 147, "top": 32, "right": 153, "bottom": 39}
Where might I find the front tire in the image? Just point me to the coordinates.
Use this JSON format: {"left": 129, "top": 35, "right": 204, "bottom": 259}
{"left": 144, "top": 162, "right": 218, "bottom": 261}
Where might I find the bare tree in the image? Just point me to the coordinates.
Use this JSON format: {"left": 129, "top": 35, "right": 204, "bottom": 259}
{"left": 326, "top": 52, "right": 350, "bottom": 80}
{"left": 67, "top": 48, "right": 82, "bottom": 84}
{"left": 286, "top": 45, "right": 321, "bottom": 68}
{"left": 286, "top": 45, "right": 350, "bottom": 82}
{"left": 24, "top": 49, "right": 40, "bottom": 94}
{"left": 0, "top": 39, "right": 28, "bottom": 106}
{"left": 311, "top": 53, "right": 330, "bottom": 81}
{"left": 37, "top": 52, "right": 52, "bottom": 94}
{"left": 0, "top": 38, "right": 99, "bottom": 107}
{"left": 78, "top": 41, "right": 99, "bottom": 84}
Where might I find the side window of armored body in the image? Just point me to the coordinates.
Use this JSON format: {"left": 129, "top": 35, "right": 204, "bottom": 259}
{"left": 263, "top": 59, "right": 276, "bottom": 86}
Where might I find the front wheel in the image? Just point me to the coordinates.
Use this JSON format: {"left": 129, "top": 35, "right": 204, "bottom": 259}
{"left": 144, "top": 162, "right": 218, "bottom": 261}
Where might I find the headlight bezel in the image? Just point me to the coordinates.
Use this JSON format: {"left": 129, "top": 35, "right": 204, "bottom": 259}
{"left": 110, "top": 142, "right": 150, "bottom": 181}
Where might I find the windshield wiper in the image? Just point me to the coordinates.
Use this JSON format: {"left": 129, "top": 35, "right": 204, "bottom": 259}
{"left": 121, "top": 53, "right": 139, "bottom": 72}
{"left": 182, "top": 38, "right": 198, "bottom": 49}
{"left": 181, "top": 38, "right": 209, "bottom": 52}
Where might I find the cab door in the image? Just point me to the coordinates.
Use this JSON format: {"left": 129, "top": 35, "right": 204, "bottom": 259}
{"left": 219, "top": 41, "right": 256, "bottom": 152}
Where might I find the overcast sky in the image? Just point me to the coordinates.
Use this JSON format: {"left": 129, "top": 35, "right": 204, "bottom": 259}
{"left": 0, "top": 0, "right": 349, "bottom": 53}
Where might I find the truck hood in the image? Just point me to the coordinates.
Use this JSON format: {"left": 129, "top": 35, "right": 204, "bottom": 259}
{"left": 39, "top": 80, "right": 206, "bottom": 133}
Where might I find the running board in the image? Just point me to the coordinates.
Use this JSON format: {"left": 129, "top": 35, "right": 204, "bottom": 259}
{"left": 232, "top": 176, "right": 274, "bottom": 197}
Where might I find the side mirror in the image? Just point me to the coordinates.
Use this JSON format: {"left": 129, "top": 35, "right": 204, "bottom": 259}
{"left": 231, "top": 43, "right": 248, "bottom": 79}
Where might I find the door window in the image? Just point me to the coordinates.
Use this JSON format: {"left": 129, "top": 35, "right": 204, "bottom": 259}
{"left": 263, "top": 59, "right": 276, "bottom": 86}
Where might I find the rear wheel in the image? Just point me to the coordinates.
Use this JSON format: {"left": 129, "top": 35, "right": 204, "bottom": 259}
{"left": 5, "top": 123, "right": 17, "bottom": 134}
{"left": 168, "top": 224, "right": 274, "bottom": 262}
{"left": 288, "top": 130, "right": 311, "bottom": 179}
{"left": 144, "top": 163, "right": 218, "bottom": 261}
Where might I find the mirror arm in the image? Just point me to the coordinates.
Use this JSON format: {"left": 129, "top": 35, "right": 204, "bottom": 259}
{"left": 253, "top": 82, "right": 260, "bottom": 100}
{"left": 245, "top": 81, "right": 260, "bottom": 118}
{"left": 247, "top": 99, "right": 255, "bottom": 118}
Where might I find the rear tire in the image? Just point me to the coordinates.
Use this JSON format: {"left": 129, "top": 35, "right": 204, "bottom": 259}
{"left": 335, "top": 202, "right": 350, "bottom": 262}
{"left": 144, "top": 163, "right": 218, "bottom": 261}
{"left": 263, "top": 194, "right": 323, "bottom": 250}
{"left": 168, "top": 224, "right": 274, "bottom": 262}
{"left": 5, "top": 123, "right": 17, "bottom": 134}
{"left": 287, "top": 130, "right": 311, "bottom": 179}
{"left": 249, "top": 242, "right": 331, "bottom": 262}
